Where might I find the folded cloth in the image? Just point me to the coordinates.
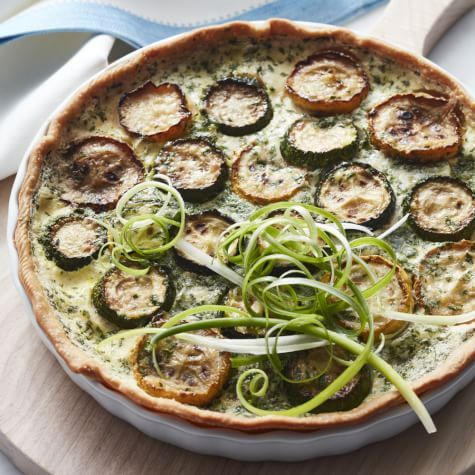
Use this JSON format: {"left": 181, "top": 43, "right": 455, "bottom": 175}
{"left": 0, "top": 0, "right": 386, "bottom": 180}
{"left": 0, "top": 0, "right": 385, "bottom": 47}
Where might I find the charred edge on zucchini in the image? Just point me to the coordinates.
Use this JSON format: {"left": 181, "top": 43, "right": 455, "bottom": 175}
{"left": 203, "top": 77, "right": 273, "bottom": 136}
{"left": 280, "top": 118, "right": 358, "bottom": 169}
{"left": 155, "top": 138, "right": 228, "bottom": 203}
{"left": 119, "top": 81, "right": 191, "bottom": 142}
{"left": 333, "top": 255, "right": 413, "bottom": 340}
{"left": 92, "top": 266, "right": 175, "bottom": 328}
{"left": 174, "top": 211, "right": 234, "bottom": 274}
{"left": 414, "top": 240, "right": 475, "bottom": 316}
{"left": 131, "top": 329, "right": 231, "bottom": 405}
{"left": 40, "top": 214, "right": 107, "bottom": 271}
{"left": 284, "top": 348, "right": 373, "bottom": 413}
{"left": 231, "top": 145, "right": 306, "bottom": 205}
{"left": 315, "top": 161, "right": 395, "bottom": 229}
{"left": 54, "top": 136, "right": 144, "bottom": 210}
{"left": 221, "top": 287, "right": 267, "bottom": 338}
{"left": 286, "top": 50, "right": 369, "bottom": 115}
{"left": 368, "top": 92, "right": 463, "bottom": 162}
{"left": 405, "top": 176, "right": 475, "bottom": 242}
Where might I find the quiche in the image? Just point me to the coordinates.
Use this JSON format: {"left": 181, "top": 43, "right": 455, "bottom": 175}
{"left": 14, "top": 20, "right": 475, "bottom": 432}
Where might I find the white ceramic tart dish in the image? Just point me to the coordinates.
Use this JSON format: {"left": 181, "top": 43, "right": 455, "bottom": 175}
{"left": 8, "top": 19, "right": 475, "bottom": 458}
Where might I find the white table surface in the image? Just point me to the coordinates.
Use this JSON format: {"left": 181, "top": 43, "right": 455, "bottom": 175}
{"left": 1, "top": 3, "right": 474, "bottom": 473}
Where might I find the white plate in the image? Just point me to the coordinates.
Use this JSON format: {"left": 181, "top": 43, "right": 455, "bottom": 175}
{"left": 7, "top": 21, "right": 475, "bottom": 461}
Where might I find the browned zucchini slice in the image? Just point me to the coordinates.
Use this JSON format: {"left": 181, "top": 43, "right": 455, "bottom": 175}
{"left": 315, "top": 162, "right": 395, "bottom": 229}
{"left": 203, "top": 77, "right": 273, "bottom": 136}
{"left": 405, "top": 176, "right": 475, "bottom": 242}
{"left": 286, "top": 50, "right": 369, "bottom": 115}
{"left": 132, "top": 329, "right": 231, "bottom": 405}
{"left": 231, "top": 145, "right": 306, "bottom": 205}
{"left": 284, "top": 347, "right": 373, "bottom": 413}
{"left": 92, "top": 266, "right": 175, "bottom": 328}
{"left": 414, "top": 240, "right": 475, "bottom": 316}
{"left": 222, "top": 287, "right": 266, "bottom": 338}
{"left": 53, "top": 136, "right": 143, "bottom": 210}
{"left": 40, "top": 214, "right": 107, "bottom": 271}
{"left": 334, "top": 255, "right": 413, "bottom": 340}
{"left": 155, "top": 138, "right": 228, "bottom": 203}
{"left": 368, "top": 92, "right": 462, "bottom": 162}
{"left": 280, "top": 118, "right": 358, "bottom": 169}
{"left": 119, "top": 82, "right": 191, "bottom": 142}
{"left": 175, "top": 211, "right": 233, "bottom": 274}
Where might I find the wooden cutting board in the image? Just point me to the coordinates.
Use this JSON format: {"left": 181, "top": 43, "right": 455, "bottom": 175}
{"left": 2, "top": 0, "right": 475, "bottom": 472}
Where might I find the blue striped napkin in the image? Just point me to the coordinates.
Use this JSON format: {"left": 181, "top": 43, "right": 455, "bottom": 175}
{"left": 0, "top": 0, "right": 386, "bottom": 48}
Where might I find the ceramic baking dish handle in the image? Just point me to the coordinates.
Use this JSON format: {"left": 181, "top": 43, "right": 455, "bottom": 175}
{"left": 371, "top": 0, "right": 475, "bottom": 56}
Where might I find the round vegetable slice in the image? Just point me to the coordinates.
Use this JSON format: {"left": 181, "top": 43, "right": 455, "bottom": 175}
{"left": 40, "top": 214, "right": 107, "bottom": 271}
{"left": 284, "top": 347, "right": 373, "bottom": 413}
{"left": 222, "top": 287, "right": 266, "bottom": 338}
{"left": 92, "top": 266, "right": 175, "bottom": 328}
{"left": 286, "top": 50, "right": 369, "bottom": 114}
{"left": 368, "top": 92, "right": 462, "bottom": 162}
{"left": 132, "top": 329, "right": 231, "bottom": 405}
{"left": 52, "top": 136, "right": 143, "bottom": 210}
{"left": 334, "top": 255, "right": 413, "bottom": 340}
{"left": 405, "top": 176, "right": 475, "bottom": 242}
{"left": 414, "top": 240, "right": 475, "bottom": 316}
{"left": 175, "top": 211, "right": 233, "bottom": 274}
{"left": 203, "top": 77, "right": 273, "bottom": 136}
{"left": 119, "top": 82, "right": 191, "bottom": 142}
{"left": 231, "top": 145, "right": 306, "bottom": 205}
{"left": 280, "top": 118, "right": 358, "bottom": 169}
{"left": 315, "top": 162, "right": 395, "bottom": 229}
{"left": 155, "top": 138, "right": 228, "bottom": 203}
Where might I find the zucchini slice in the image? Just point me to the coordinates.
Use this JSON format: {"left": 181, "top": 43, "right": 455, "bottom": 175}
{"left": 286, "top": 50, "right": 369, "bottom": 115}
{"left": 175, "top": 211, "right": 233, "bottom": 274}
{"left": 41, "top": 214, "right": 107, "bottom": 271}
{"left": 284, "top": 347, "right": 373, "bottom": 413}
{"left": 414, "top": 240, "right": 475, "bottom": 316}
{"left": 231, "top": 145, "right": 306, "bottom": 205}
{"left": 132, "top": 329, "right": 231, "bottom": 406}
{"left": 368, "top": 92, "right": 462, "bottom": 162}
{"left": 406, "top": 176, "right": 475, "bottom": 242}
{"left": 119, "top": 82, "right": 191, "bottom": 142}
{"left": 53, "top": 136, "right": 143, "bottom": 210}
{"left": 203, "top": 77, "right": 273, "bottom": 136}
{"left": 334, "top": 255, "right": 413, "bottom": 340}
{"left": 155, "top": 138, "right": 228, "bottom": 203}
{"left": 92, "top": 266, "right": 175, "bottom": 328}
{"left": 222, "top": 287, "right": 266, "bottom": 338}
{"left": 280, "top": 118, "right": 358, "bottom": 169}
{"left": 315, "top": 162, "right": 395, "bottom": 229}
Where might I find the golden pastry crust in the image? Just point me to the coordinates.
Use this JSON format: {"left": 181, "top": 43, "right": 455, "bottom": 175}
{"left": 14, "top": 19, "right": 475, "bottom": 431}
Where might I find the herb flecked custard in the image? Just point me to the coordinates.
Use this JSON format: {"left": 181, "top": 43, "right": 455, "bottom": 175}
{"left": 15, "top": 20, "right": 475, "bottom": 432}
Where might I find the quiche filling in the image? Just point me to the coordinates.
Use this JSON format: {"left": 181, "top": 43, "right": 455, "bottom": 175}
{"left": 23, "top": 26, "right": 475, "bottom": 432}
